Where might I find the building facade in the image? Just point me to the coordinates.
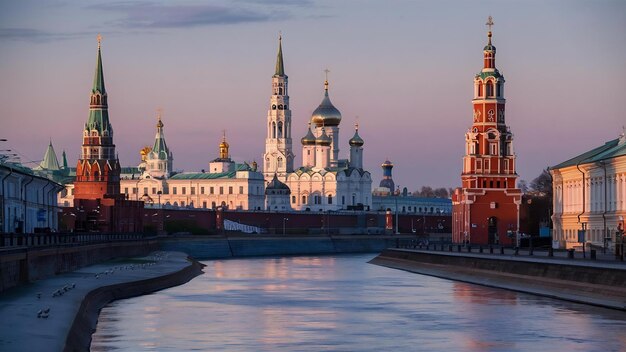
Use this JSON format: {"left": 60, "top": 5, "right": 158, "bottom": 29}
{"left": 0, "top": 163, "right": 63, "bottom": 233}
{"left": 551, "top": 132, "right": 626, "bottom": 249}
{"left": 285, "top": 79, "right": 372, "bottom": 211}
{"left": 452, "top": 17, "right": 522, "bottom": 245}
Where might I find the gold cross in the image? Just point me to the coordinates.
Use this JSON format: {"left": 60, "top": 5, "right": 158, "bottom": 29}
{"left": 486, "top": 16, "right": 494, "bottom": 31}
{"left": 324, "top": 68, "right": 330, "bottom": 81}
{"left": 97, "top": 34, "right": 102, "bottom": 48}
{"left": 156, "top": 107, "right": 163, "bottom": 120}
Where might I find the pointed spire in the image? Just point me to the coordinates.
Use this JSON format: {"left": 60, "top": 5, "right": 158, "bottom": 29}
{"left": 62, "top": 150, "right": 68, "bottom": 169}
{"left": 274, "top": 34, "right": 285, "bottom": 76}
{"left": 151, "top": 109, "right": 169, "bottom": 160}
{"left": 92, "top": 34, "right": 106, "bottom": 94}
{"left": 37, "top": 141, "right": 60, "bottom": 171}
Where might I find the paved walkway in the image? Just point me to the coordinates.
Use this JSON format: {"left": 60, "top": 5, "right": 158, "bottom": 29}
{"left": 0, "top": 251, "right": 197, "bottom": 352}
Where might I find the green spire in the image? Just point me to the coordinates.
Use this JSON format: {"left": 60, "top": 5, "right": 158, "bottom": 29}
{"left": 35, "top": 141, "right": 60, "bottom": 171}
{"left": 62, "top": 150, "right": 68, "bottom": 169}
{"left": 92, "top": 34, "right": 106, "bottom": 94}
{"left": 274, "top": 35, "right": 285, "bottom": 76}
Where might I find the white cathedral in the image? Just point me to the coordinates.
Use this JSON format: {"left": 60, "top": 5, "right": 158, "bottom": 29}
{"left": 263, "top": 37, "right": 372, "bottom": 211}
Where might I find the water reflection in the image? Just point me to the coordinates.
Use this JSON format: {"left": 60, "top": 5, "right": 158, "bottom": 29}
{"left": 92, "top": 254, "right": 626, "bottom": 352}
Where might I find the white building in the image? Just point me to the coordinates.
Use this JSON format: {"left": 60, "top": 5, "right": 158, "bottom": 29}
{"left": 262, "top": 36, "right": 372, "bottom": 212}
{"left": 551, "top": 131, "right": 626, "bottom": 249}
{"left": 265, "top": 173, "right": 292, "bottom": 211}
{"left": 1, "top": 163, "right": 63, "bottom": 233}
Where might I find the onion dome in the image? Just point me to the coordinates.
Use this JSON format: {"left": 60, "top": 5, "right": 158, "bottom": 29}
{"left": 316, "top": 128, "right": 332, "bottom": 146}
{"left": 311, "top": 79, "right": 342, "bottom": 127}
{"left": 349, "top": 123, "right": 364, "bottom": 147}
{"left": 265, "top": 174, "right": 291, "bottom": 194}
{"left": 301, "top": 123, "right": 316, "bottom": 145}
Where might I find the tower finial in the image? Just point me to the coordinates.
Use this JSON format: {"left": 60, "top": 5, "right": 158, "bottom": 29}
{"left": 275, "top": 33, "right": 285, "bottom": 76}
{"left": 97, "top": 34, "right": 102, "bottom": 49}
{"left": 222, "top": 129, "right": 226, "bottom": 142}
{"left": 355, "top": 116, "right": 359, "bottom": 130}
{"left": 486, "top": 16, "right": 494, "bottom": 44}
{"left": 324, "top": 68, "right": 330, "bottom": 90}
{"left": 156, "top": 107, "right": 163, "bottom": 129}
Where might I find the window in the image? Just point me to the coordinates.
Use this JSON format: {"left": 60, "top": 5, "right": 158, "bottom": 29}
{"left": 328, "top": 194, "right": 332, "bottom": 204}
{"left": 272, "top": 104, "right": 276, "bottom": 110}
{"left": 489, "top": 181, "right": 494, "bottom": 188}
{"left": 478, "top": 83, "right": 483, "bottom": 97}
{"left": 292, "top": 196, "right": 296, "bottom": 203}
{"left": 143, "top": 187, "right": 148, "bottom": 195}
{"left": 201, "top": 187, "right": 205, "bottom": 194}
{"left": 342, "top": 196, "right": 345, "bottom": 205}
{"left": 210, "top": 187, "right": 214, "bottom": 194}
{"left": 182, "top": 187, "right": 186, "bottom": 195}
{"left": 302, "top": 195, "right": 307, "bottom": 204}
{"left": 212, "top": 201, "right": 216, "bottom": 209}
{"left": 203, "top": 201, "right": 207, "bottom": 208}
{"left": 229, "top": 186, "right": 233, "bottom": 194}
{"left": 490, "top": 143, "right": 498, "bottom": 155}
{"left": 124, "top": 187, "right": 128, "bottom": 194}
{"left": 486, "top": 82, "right": 494, "bottom": 96}
{"left": 278, "top": 157, "right": 283, "bottom": 169}
{"left": 496, "top": 82, "right": 501, "bottom": 97}
{"left": 191, "top": 187, "right": 196, "bottom": 195}
{"left": 219, "top": 187, "right": 224, "bottom": 195}
{"left": 239, "top": 186, "right": 244, "bottom": 194}
{"left": 496, "top": 181, "right": 501, "bottom": 188}
{"left": 173, "top": 187, "right": 177, "bottom": 195}
{"left": 152, "top": 187, "right": 156, "bottom": 194}
{"left": 278, "top": 121, "right": 283, "bottom": 137}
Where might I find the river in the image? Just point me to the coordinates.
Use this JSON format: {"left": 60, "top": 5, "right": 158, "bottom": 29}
{"left": 91, "top": 254, "right": 626, "bottom": 351}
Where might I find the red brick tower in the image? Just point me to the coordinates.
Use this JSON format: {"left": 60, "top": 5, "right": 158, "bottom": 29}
{"left": 73, "top": 35, "right": 121, "bottom": 201}
{"left": 452, "top": 17, "right": 522, "bottom": 245}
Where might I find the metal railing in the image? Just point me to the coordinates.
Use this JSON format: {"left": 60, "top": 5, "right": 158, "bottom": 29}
{"left": 0, "top": 232, "right": 154, "bottom": 249}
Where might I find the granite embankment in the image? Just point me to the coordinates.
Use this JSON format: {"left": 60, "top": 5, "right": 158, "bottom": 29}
{"left": 159, "top": 234, "right": 412, "bottom": 259}
{"left": 1, "top": 239, "right": 159, "bottom": 292}
{"left": 0, "top": 251, "right": 203, "bottom": 352}
{"left": 371, "top": 248, "right": 626, "bottom": 310}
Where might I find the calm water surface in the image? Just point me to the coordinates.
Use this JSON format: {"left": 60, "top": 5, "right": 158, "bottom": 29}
{"left": 92, "top": 254, "right": 626, "bottom": 351}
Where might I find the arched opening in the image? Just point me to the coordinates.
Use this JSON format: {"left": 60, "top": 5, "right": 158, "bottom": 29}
{"left": 272, "top": 104, "right": 277, "bottom": 110}
{"left": 486, "top": 81, "right": 494, "bottom": 97}
{"left": 278, "top": 87, "right": 283, "bottom": 95}
{"left": 478, "top": 83, "right": 483, "bottom": 97}
{"left": 327, "top": 194, "right": 332, "bottom": 204}
{"left": 278, "top": 122, "right": 283, "bottom": 138}
{"left": 488, "top": 216, "right": 498, "bottom": 245}
{"left": 272, "top": 122, "right": 276, "bottom": 138}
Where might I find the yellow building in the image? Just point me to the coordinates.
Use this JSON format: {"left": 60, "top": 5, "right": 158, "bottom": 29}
{"left": 551, "top": 131, "right": 626, "bottom": 250}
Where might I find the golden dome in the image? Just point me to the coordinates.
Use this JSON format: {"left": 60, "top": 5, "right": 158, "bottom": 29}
{"left": 311, "top": 80, "right": 342, "bottom": 127}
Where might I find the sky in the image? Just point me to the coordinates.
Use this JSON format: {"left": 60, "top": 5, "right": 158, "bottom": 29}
{"left": 1, "top": 0, "right": 625, "bottom": 191}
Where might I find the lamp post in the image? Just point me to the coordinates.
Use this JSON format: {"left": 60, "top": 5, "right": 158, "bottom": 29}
{"left": 283, "top": 217, "right": 288, "bottom": 236}
{"left": 157, "top": 190, "right": 162, "bottom": 207}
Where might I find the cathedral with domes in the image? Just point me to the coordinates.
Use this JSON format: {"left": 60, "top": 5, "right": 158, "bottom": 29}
{"left": 263, "top": 37, "right": 372, "bottom": 211}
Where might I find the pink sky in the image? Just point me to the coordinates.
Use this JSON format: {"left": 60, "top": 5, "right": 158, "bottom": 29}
{"left": 1, "top": 0, "right": 625, "bottom": 190}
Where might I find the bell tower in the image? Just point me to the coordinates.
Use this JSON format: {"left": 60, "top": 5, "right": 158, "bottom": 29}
{"left": 263, "top": 35, "right": 294, "bottom": 183}
{"left": 453, "top": 17, "right": 522, "bottom": 246}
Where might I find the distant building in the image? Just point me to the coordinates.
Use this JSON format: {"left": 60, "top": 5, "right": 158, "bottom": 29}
{"left": 1, "top": 163, "right": 63, "bottom": 233}
{"left": 373, "top": 160, "right": 395, "bottom": 196}
{"left": 550, "top": 131, "right": 626, "bottom": 249}
{"left": 452, "top": 17, "right": 522, "bottom": 245}
{"left": 265, "top": 173, "right": 292, "bottom": 211}
{"left": 121, "top": 127, "right": 266, "bottom": 211}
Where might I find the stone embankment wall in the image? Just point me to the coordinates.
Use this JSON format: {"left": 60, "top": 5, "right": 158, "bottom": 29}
{"left": 160, "top": 236, "right": 405, "bottom": 259}
{"left": 0, "top": 240, "right": 158, "bottom": 292}
{"left": 64, "top": 256, "right": 203, "bottom": 352}
{"left": 371, "top": 249, "right": 626, "bottom": 310}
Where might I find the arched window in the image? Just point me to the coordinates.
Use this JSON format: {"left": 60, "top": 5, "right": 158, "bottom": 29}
{"left": 486, "top": 81, "right": 494, "bottom": 97}
{"left": 328, "top": 194, "right": 332, "bottom": 204}
{"left": 278, "top": 104, "right": 283, "bottom": 110}
{"left": 272, "top": 122, "right": 276, "bottom": 138}
{"left": 278, "top": 122, "right": 283, "bottom": 138}
{"left": 302, "top": 195, "right": 307, "bottom": 204}
{"left": 478, "top": 83, "right": 483, "bottom": 97}
{"left": 496, "top": 82, "right": 501, "bottom": 97}
{"left": 272, "top": 104, "right": 277, "bottom": 110}
{"left": 278, "top": 157, "right": 283, "bottom": 168}
{"left": 284, "top": 105, "right": 288, "bottom": 110}
{"left": 278, "top": 87, "right": 283, "bottom": 95}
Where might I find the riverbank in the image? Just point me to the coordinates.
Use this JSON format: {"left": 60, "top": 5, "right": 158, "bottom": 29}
{"left": 370, "top": 248, "right": 626, "bottom": 310}
{"left": 0, "top": 251, "right": 203, "bottom": 352}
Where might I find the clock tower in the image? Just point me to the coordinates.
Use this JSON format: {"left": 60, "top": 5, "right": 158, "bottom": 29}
{"left": 452, "top": 17, "right": 522, "bottom": 246}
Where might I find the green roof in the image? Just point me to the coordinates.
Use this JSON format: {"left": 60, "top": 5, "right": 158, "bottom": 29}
{"left": 551, "top": 137, "right": 626, "bottom": 169}
{"left": 476, "top": 69, "right": 502, "bottom": 80}
{"left": 274, "top": 36, "right": 285, "bottom": 76}
{"left": 34, "top": 141, "right": 60, "bottom": 171}
{"left": 169, "top": 163, "right": 251, "bottom": 180}
{"left": 93, "top": 46, "right": 106, "bottom": 94}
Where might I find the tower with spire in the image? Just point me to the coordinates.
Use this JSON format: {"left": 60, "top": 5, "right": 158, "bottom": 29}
{"left": 73, "top": 35, "right": 122, "bottom": 200}
{"left": 452, "top": 17, "right": 522, "bottom": 246}
{"left": 142, "top": 110, "right": 173, "bottom": 179}
{"left": 263, "top": 35, "right": 294, "bottom": 184}
{"left": 348, "top": 123, "right": 364, "bottom": 169}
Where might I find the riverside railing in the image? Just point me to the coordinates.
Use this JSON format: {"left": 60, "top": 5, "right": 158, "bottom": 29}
{"left": 0, "top": 232, "right": 154, "bottom": 249}
{"left": 394, "top": 238, "right": 626, "bottom": 262}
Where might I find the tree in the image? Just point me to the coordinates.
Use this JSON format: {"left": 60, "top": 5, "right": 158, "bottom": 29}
{"left": 529, "top": 168, "right": 552, "bottom": 197}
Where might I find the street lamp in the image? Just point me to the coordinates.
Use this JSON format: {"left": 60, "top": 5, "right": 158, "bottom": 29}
{"left": 157, "top": 190, "right": 162, "bottom": 207}
{"left": 283, "top": 217, "right": 289, "bottom": 235}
